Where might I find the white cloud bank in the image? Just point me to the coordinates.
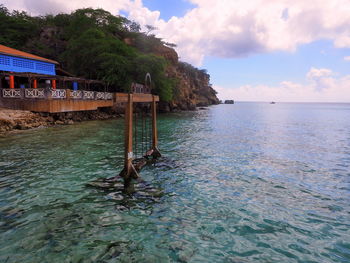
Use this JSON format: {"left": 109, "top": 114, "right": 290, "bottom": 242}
{"left": 2, "top": 0, "right": 350, "bottom": 102}
{"left": 153, "top": 0, "right": 350, "bottom": 65}
{"left": 2, "top": 0, "right": 350, "bottom": 66}
{"left": 216, "top": 67, "right": 350, "bottom": 102}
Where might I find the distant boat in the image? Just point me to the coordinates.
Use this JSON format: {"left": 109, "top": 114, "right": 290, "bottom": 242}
{"left": 224, "top": 100, "right": 234, "bottom": 104}
{"left": 270, "top": 102, "right": 276, "bottom": 104}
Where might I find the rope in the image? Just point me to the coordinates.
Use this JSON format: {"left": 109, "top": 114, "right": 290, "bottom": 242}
{"left": 134, "top": 109, "right": 138, "bottom": 159}
{"left": 145, "top": 105, "right": 148, "bottom": 152}
{"left": 133, "top": 108, "right": 136, "bottom": 159}
{"left": 131, "top": 103, "right": 154, "bottom": 159}
{"left": 142, "top": 108, "right": 145, "bottom": 156}
{"left": 146, "top": 105, "right": 150, "bottom": 151}
{"left": 148, "top": 105, "right": 152, "bottom": 150}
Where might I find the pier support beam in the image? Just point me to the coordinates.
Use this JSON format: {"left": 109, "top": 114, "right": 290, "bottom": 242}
{"left": 119, "top": 93, "right": 139, "bottom": 193}
{"left": 151, "top": 95, "right": 161, "bottom": 158}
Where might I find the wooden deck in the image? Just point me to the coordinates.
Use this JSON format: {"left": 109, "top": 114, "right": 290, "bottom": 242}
{"left": 0, "top": 91, "right": 159, "bottom": 113}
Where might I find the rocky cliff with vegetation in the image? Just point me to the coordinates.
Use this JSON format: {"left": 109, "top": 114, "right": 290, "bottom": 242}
{"left": 0, "top": 6, "right": 219, "bottom": 111}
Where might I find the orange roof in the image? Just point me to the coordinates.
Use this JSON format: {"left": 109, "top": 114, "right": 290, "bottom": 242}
{"left": 0, "top": 44, "right": 59, "bottom": 64}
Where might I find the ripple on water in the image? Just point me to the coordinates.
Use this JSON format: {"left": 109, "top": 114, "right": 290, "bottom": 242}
{"left": 1, "top": 105, "right": 350, "bottom": 262}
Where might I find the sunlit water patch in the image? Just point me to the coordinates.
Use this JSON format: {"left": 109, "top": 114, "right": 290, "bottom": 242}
{"left": 1, "top": 103, "right": 350, "bottom": 262}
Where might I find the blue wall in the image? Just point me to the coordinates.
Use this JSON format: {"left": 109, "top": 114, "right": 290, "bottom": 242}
{"left": 0, "top": 54, "right": 56, "bottom": 75}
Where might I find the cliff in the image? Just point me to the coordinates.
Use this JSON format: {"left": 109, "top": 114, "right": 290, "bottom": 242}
{"left": 138, "top": 42, "right": 220, "bottom": 112}
{"left": 171, "top": 62, "right": 219, "bottom": 110}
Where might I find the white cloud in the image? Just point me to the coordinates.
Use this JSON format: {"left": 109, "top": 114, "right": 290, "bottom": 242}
{"left": 306, "top": 68, "right": 333, "bottom": 79}
{"left": 152, "top": 0, "right": 350, "bottom": 65}
{"left": 3, "top": 0, "right": 350, "bottom": 66}
{"left": 1, "top": 0, "right": 145, "bottom": 16}
{"left": 344, "top": 56, "right": 350, "bottom": 61}
{"left": 216, "top": 68, "right": 350, "bottom": 102}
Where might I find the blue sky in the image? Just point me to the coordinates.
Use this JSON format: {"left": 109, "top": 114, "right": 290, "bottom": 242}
{"left": 130, "top": 0, "right": 350, "bottom": 102}
{"left": 3, "top": 0, "right": 350, "bottom": 102}
{"left": 204, "top": 40, "right": 350, "bottom": 88}
{"left": 142, "top": 0, "right": 195, "bottom": 21}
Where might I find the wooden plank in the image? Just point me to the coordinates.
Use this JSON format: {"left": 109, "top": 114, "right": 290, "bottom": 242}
{"left": 0, "top": 98, "right": 113, "bottom": 113}
{"left": 115, "top": 93, "right": 159, "bottom": 103}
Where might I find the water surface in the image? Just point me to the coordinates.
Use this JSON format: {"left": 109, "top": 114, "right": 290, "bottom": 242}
{"left": 1, "top": 102, "right": 350, "bottom": 262}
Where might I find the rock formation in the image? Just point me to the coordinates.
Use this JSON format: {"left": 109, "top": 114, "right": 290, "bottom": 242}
{"left": 140, "top": 41, "right": 220, "bottom": 112}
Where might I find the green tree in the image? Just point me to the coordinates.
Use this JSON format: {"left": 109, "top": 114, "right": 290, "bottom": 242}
{"left": 0, "top": 5, "right": 39, "bottom": 49}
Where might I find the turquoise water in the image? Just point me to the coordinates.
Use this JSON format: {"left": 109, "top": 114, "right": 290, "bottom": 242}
{"left": 0, "top": 102, "right": 350, "bottom": 262}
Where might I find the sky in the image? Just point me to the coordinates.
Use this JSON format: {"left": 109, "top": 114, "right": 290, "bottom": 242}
{"left": 2, "top": 0, "right": 350, "bottom": 102}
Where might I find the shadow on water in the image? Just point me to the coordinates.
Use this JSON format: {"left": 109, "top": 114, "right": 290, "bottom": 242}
{"left": 82, "top": 157, "right": 186, "bottom": 262}
{"left": 86, "top": 156, "right": 178, "bottom": 212}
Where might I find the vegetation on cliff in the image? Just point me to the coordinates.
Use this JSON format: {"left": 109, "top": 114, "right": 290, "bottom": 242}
{"left": 0, "top": 5, "right": 219, "bottom": 108}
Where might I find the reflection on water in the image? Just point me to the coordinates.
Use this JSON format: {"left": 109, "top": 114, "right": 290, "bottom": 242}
{"left": 0, "top": 102, "right": 350, "bottom": 262}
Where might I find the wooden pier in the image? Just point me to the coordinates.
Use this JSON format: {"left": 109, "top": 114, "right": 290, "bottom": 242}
{"left": 1, "top": 75, "right": 161, "bottom": 193}
{"left": 118, "top": 93, "right": 161, "bottom": 192}
{"left": 0, "top": 89, "right": 158, "bottom": 113}
{"left": 0, "top": 44, "right": 162, "bottom": 193}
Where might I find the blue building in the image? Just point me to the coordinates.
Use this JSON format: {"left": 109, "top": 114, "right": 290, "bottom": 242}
{"left": 0, "top": 44, "right": 58, "bottom": 75}
{"left": 0, "top": 44, "right": 107, "bottom": 103}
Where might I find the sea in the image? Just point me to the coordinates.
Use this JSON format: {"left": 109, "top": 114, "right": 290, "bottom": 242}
{"left": 0, "top": 102, "right": 349, "bottom": 262}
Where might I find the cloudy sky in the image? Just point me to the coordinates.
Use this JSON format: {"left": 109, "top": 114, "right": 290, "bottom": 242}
{"left": 3, "top": 0, "right": 350, "bottom": 102}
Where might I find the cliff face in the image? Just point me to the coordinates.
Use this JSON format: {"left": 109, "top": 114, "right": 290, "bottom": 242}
{"left": 164, "top": 64, "right": 219, "bottom": 112}
{"left": 150, "top": 44, "right": 220, "bottom": 112}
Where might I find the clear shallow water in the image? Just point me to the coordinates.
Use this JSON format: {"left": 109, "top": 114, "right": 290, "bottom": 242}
{"left": 0, "top": 102, "right": 350, "bottom": 263}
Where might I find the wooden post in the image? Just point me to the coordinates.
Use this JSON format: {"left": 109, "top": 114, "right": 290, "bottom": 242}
{"left": 119, "top": 93, "right": 139, "bottom": 193}
{"left": 66, "top": 89, "right": 70, "bottom": 100}
{"left": 151, "top": 95, "right": 161, "bottom": 158}
{"left": 33, "top": 79, "right": 37, "bottom": 89}
{"left": 125, "top": 93, "right": 133, "bottom": 171}
{"left": 52, "top": 79, "right": 56, "bottom": 90}
{"left": 9, "top": 75, "right": 14, "bottom": 89}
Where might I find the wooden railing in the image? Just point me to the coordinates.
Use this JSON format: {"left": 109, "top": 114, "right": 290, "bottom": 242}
{"left": 0, "top": 88, "right": 113, "bottom": 101}
{"left": 70, "top": 90, "right": 83, "bottom": 99}
{"left": 51, "top": 89, "right": 67, "bottom": 99}
{"left": 2, "top": 88, "right": 22, "bottom": 98}
{"left": 25, "top": 88, "right": 46, "bottom": 99}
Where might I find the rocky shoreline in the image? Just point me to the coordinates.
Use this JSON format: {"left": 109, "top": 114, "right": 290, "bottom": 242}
{"left": 0, "top": 107, "right": 120, "bottom": 134}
